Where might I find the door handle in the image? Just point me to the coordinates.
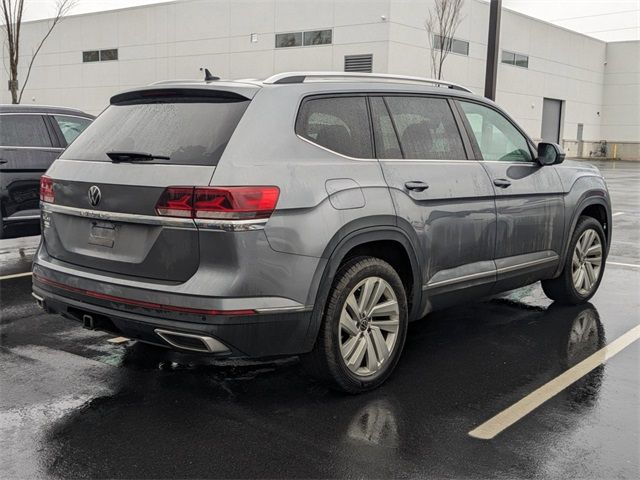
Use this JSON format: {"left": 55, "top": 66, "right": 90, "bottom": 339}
{"left": 493, "top": 178, "right": 512, "bottom": 188}
{"left": 405, "top": 181, "right": 429, "bottom": 192}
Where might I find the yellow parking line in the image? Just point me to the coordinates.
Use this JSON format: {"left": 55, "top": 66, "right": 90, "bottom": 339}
{"left": 612, "top": 212, "right": 625, "bottom": 217}
{"left": 0, "top": 271, "right": 32, "bottom": 281}
{"left": 469, "top": 323, "right": 640, "bottom": 440}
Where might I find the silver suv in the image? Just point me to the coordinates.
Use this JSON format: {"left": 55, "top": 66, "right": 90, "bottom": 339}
{"left": 32, "top": 72, "right": 611, "bottom": 393}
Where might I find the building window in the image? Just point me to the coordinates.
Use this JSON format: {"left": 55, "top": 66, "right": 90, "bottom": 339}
{"left": 433, "top": 35, "right": 469, "bottom": 56}
{"left": 275, "top": 32, "right": 302, "bottom": 48}
{"left": 502, "top": 50, "right": 529, "bottom": 68}
{"left": 82, "top": 50, "right": 99, "bottom": 62}
{"left": 303, "top": 29, "right": 332, "bottom": 46}
{"left": 83, "top": 49, "right": 118, "bottom": 62}
{"left": 100, "top": 49, "right": 118, "bottom": 61}
{"left": 344, "top": 54, "right": 373, "bottom": 72}
{"left": 276, "top": 29, "right": 332, "bottom": 48}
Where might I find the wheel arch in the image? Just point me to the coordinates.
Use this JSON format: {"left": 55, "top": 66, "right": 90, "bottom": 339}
{"left": 556, "top": 194, "right": 612, "bottom": 277}
{"left": 301, "top": 223, "right": 423, "bottom": 352}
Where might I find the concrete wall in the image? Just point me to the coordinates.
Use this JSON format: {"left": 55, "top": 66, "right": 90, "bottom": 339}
{"left": 1, "top": 0, "right": 637, "bottom": 157}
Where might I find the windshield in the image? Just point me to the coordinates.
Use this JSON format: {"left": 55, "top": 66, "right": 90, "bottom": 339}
{"left": 61, "top": 97, "right": 249, "bottom": 166}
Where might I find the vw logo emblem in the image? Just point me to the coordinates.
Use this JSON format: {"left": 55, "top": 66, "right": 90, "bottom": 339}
{"left": 88, "top": 185, "right": 102, "bottom": 207}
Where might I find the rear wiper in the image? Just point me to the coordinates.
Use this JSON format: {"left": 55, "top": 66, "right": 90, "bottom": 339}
{"left": 106, "top": 151, "right": 170, "bottom": 163}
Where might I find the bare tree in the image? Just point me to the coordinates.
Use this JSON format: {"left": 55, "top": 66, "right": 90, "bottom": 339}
{"left": 425, "top": 0, "right": 465, "bottom": 80}
{"left": 1, "top": 0, "right": 77, "bottom": 104}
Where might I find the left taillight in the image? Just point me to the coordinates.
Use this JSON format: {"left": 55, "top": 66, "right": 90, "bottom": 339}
{"left": 40, "top": 175, "right": 55, "bottom": 203}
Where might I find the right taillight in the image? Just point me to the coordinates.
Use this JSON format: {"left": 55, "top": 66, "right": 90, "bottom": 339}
{"left": 40, "top": 175, "right": 55, "bottom": 203}
{"left": 155, "top": 186, "right": 280, "bottom": 221}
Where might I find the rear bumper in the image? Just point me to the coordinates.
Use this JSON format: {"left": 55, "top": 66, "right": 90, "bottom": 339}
{"left": 33, "top": 284, "right": 314, "bottom": 358}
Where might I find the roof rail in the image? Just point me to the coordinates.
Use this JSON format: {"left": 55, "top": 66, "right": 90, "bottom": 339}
{"left": 263, "top": 71, "right": 473, "bottom": 93}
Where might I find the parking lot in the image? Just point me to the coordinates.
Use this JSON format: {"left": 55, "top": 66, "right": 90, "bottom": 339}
{"left": 0, "top": 158, "right": 638, "bottom": 478}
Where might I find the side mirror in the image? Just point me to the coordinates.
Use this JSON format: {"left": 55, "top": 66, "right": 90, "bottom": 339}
{"left": 537, "top": 142, "right": 566, "bottom": 166}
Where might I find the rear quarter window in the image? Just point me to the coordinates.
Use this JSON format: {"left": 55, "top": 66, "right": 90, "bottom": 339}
{"left": 0, "top": 114, "right": 53, "bottom": 147}
{"left": 61, "top": 96, "right": 249, "bottom": 166}
{"left": 296, "top": 96, "right": 373, "bottom": 158}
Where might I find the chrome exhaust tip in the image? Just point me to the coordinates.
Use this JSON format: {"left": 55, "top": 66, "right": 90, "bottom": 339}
{"left": 154, "top": 329, "right": 230, "bottom": 354}
{"left": 32, "top": 292, "right": 45, "bottom": 310}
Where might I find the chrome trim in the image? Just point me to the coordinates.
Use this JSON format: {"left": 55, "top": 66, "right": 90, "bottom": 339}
{"left": 41, "top": 203, "right": 195, "bottom": 227}
{"left": 496, "top": 256, "right": 558, "bottom": 274}
{"left": 425, "top": 270, "right": 495, "bottom": 289}
{"left": 195, "top": 218, "right": 267, "bottom": 231}
{"left": 264, "top": 72, "right": 473, "bottom": 92}
{"left": 154, "top": 329, "right": 230, "bottom": 354}
{"left": 254, "top": 305, "right": 313, "bottom": 314}
{"left": 0, "top": 145, "right": 64, "bottom": 151}
{"left": 425, "top": 256, "right": 559, "bottom": 290}
{"left": 4, "top": 214, "right": 41, "bottom": 222}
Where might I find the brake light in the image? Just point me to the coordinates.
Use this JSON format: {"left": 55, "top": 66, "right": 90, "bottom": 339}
{"left": 40, "top": 175, "right": 55, "bottom": 203}
{"left": 155, "top": 186, "right": 280, "bottom": 220}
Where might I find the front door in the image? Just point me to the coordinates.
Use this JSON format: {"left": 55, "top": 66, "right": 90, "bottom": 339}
{"left": 371, "top": 95, "right": 497, "bottom": 315}
{"left": 457, "top": 100, "right": 564, "bottom": 292}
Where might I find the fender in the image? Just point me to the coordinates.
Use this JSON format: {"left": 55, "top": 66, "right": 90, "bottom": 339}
{"left": 555, "top": 192, "right": 612, "bottom": 277}
{"left": 300, "top": 221, "right": 424, "bottom": 353}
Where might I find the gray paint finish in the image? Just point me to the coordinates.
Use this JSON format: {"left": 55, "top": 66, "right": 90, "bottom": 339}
{"left": 32, "top": 76, "right": 612, "bottom": 359}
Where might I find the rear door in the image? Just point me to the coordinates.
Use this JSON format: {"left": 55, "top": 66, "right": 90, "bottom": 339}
{"left": 42, "top": 89, "right": 251, "bottom": 282}
{"left": 456, "top": 100, "right": 564, "bottom": 292}
{"left": 0, "top": 113, "right": 62, "bottom": 220}
{"left": 371, "top": 95, "right": 497, "bottom": 312}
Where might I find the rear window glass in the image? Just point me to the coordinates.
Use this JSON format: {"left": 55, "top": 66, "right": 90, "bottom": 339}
{"left": 0, "top": 114, "right": 53, "bottom": 147}
{"left": 385, "top": 96, "right": 466, "bottom": 160}
{"left": 296, "top": 96, "right": 373, "bottom": 158}
{"left": 61, "top": 97, "right": 249, "bottom": 165}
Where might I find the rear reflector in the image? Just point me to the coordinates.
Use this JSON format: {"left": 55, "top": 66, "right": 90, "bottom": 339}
{"left": 33, "top": 273, "right": 256, "bottom": 317}
{"left": 40, "top": 175, "right": 55, "bottom": 203}
{"left": 155, "top": 186, "right": 280, "bottom": 220}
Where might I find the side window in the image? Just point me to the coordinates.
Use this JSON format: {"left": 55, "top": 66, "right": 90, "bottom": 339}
{"left": 370, "top": 97, "right": 401, "bottom": 159}
{"left": 52, "top": 115, "right": 92, "bottom": 145}
{"left": 384, "top": 96, "right": 466, "bottom": 160}
{"left": 459, "top": 101, "right": 532, "bottom": 162}
{"left": 296, "top": 96, "right": 373, "bottom": 158}
{"left": 0, "top": 114, "right": 53, "bottom": 147}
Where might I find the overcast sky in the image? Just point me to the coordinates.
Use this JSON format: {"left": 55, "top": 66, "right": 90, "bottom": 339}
{"left": 20, "top": 0, "right": 640, "bottom": 42}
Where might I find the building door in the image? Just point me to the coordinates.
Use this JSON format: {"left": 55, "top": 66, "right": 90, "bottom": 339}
{"left": 541, "top": 98, "right": 563, "bottom": 143}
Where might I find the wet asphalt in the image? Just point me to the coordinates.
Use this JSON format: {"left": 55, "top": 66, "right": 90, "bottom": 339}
{"left": 1, "top": 159, "right": 638, "bottom": 479}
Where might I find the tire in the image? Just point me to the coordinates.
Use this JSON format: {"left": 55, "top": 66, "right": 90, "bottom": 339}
{"left": 542, "top": 216, "right": 606, "bottom": 305}
{"left": 302, "top": 256, "right": 408, "bottom": 393}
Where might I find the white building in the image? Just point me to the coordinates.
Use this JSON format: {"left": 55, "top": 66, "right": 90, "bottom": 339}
{"left": 2, "top": 0, "right": 638, "bottom": 159}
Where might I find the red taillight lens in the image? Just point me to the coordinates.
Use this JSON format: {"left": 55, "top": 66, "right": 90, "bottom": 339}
{"left": 155, "top": 186, "right": 280, "bottom": 220}
{"left": 40, "top": 175, "right": 55, "bottom": 203}
{"left": 193, "top": 187, "right": 280, "bottom": 220}
{"left": 155, "top": 187, "right": 194, "bottom": 217}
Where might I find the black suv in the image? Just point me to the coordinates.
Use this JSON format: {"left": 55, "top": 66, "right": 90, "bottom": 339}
{"left": 0, "top": 105, "right": 93, "bottom": 238}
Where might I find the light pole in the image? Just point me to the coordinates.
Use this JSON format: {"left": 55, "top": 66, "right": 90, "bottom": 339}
{"left": 484, "top": 0, "right": 502, "bottom": 100}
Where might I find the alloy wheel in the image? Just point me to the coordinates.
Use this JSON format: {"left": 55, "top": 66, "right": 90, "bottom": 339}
{"left": 572, "top": 229, "right": 603, "bottom": 296}
{"left": 339, "top": 276, "right": 400, "bottom": 377}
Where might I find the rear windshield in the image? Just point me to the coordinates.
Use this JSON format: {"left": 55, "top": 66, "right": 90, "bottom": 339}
{"left": 61, "top": 97, "right": 249, "bottom": 165}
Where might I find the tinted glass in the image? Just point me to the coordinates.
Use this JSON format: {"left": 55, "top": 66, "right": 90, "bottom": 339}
{"left": 370, "top": 97, "right": 401, "bottom": 159}
{"left": 460, "top": 101, "right": 532, "bottom": 162}
{"left": 61, "top": 98, "right": 249, "bottom": 165}
{"left": 83, "top": 50, "right": 99, "bottom": 62}
{"left": 502, "top": 51, "right": 515, "bottom": 64}
{"left": 53, "top": 115, "right": 92, "bottom": 145}
{"left": 0, "top": 114, "right": 52, "bottom": 147}
{"left": 304, "top": 29, "right": 332, "bottom": 45}
{"left": 296, "top": 97, "right": 373, "bottom": 158}
{"left": 434, "top": 35, "right": 469, "bottom": 55}
{"left": 515, "top": 53, "right": 529, "bottom": 68}
{"left": 276, "top": 32, "right": 302, "bottom": 48}
{"left": 100, "top": 49, "right": 118, "bottom": 61}
{"left": 384, "top": 96, "right": 466, "bottom": 160}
